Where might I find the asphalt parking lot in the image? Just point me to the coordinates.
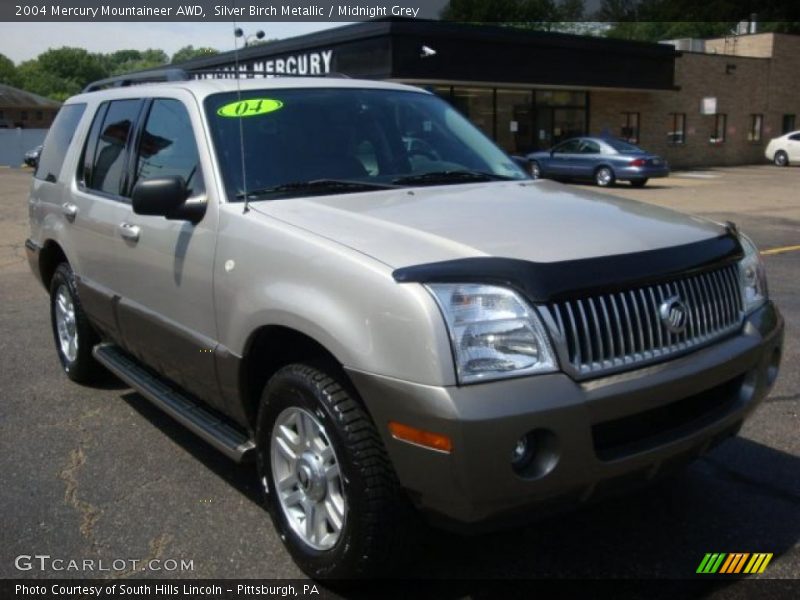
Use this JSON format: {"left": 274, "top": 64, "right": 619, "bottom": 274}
{"left": 0, "top": 165, "right": 798, "bottom": 588}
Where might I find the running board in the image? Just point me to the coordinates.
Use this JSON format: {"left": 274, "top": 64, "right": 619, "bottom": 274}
{"left": 93, "top": 343, "right": 255, "bottom": 462}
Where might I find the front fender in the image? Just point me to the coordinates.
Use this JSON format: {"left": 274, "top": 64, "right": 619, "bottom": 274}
{"left": 214, "top": 206, "right": 456, "bottom": 387}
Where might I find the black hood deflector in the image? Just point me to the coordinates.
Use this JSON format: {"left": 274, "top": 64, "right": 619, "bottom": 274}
{"left": 392, "top": 233, "right": 743, "bottom": 302}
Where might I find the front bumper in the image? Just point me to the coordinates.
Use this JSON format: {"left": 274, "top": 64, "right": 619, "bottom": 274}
{"left": 347, "top": 302, "right": 783, "bottom": 530}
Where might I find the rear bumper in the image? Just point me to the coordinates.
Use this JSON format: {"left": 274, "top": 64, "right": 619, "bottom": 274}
{"left": 615, "top": 165, "right": 670, "bottom": 180}
{"left": 347, "top": 301, "right": 783, "bottom": 530}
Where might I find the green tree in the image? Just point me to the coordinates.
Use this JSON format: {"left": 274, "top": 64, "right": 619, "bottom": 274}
{"left": 106, "top": 48, "right": 168, "bottom": 75}
{"left": 36, "top": 47, "right": 108, "bottom": 85}
{"left": 0, "top": 52, "right": 18, "bottom": 86}
{"left": 15, "top": 47, "right": 108, "bottom": 101}
{"left": 604, "top": 21, "right": 735, "bottom": 41}
{"left": 441, "top": 0, "right": 561, "bottom": 23}
{"left": 171, "top": 45, "right": 218, "bottom": 64}
{"left": 16, "top": 60, "right": 81, "bottom": 101}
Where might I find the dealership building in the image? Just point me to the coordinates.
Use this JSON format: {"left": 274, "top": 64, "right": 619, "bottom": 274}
{"left": 174, "top": 19, "right": 800, "bottom": 168}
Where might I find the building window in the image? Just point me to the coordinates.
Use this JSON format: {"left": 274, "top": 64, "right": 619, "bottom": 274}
{"left": 495, "top": 89, "right": 533, "bottom": 154}
{"left": 710, "top": 114, "right": 726, "bottom": 144}
{"left": 620, "top": 112, "right": 640, "bottom": 144}
{"left": 35, "top": 110, "right": 43, "bottom": 121}
{"left": 668, "top": 113, "right": 686, "bottom": 144}
{"left": 747, "top": 114, "right": 763, "bottom": 142}
{"left": 21, "top": 110, "right": 28, "bottom": 121}
{"left": 783, "top": 114, "right": 796, "bottom": 134}
{"left": 0, "top": 110, "right": 4, "bottom": 120}
{"left": 451, "top": 87, "right": 495, "bottom": 140}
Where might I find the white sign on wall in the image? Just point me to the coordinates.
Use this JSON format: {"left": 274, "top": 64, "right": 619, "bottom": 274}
{"left": 701, "top": 97, "right": 717, "bottom": 115}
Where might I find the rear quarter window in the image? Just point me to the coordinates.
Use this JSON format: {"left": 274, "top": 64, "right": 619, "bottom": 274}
{"left": 34, "top": 103, "right": 87, "bottom": 183}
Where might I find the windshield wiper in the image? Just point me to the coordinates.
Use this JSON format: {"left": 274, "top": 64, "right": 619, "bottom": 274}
{"left": 392, "top": 170, "right": 513, "bottom": 186}
{"left": 237, "top": 179, "right": 397, "bottom": 200}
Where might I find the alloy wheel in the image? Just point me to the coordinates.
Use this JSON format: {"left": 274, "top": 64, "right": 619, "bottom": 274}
{"left": 270, "top": 406, "right": 346, "bottom": 550}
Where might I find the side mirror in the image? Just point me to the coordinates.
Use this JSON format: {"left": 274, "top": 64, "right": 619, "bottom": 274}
{"left": 132, "top": 176, "right": 205, "bottom": 223}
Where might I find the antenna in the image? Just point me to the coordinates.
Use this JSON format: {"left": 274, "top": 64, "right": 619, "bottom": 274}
{"left": 232, "top": 13, "right": 250, "bottom": 214}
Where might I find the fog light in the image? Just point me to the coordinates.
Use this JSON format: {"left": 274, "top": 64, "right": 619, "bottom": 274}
{"left": 511, "top": 436, "right": 531, "bottom": 465}
{"left": 510, "top": 429, "right": 559, "bottom": 479}
{"left": 511, "top": 433, "right": 536, "bottom": 473}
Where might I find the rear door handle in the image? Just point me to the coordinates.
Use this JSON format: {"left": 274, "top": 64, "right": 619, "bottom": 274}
{"left": 118, "top": 222, "right": 141, "bottom": 242}
{"left": 62, "top": 202, "right": 78, "bottom": 222}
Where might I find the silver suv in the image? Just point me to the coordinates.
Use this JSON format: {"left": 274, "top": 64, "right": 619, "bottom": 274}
{"left": 26, "top": 72, "right": 784, "bottom": 579}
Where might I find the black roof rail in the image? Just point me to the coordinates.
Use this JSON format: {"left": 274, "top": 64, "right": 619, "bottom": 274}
{"left": 82, "top": 68, "right": 190, "bottom": 93}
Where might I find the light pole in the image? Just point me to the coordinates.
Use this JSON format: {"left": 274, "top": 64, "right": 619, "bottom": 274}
{"left": 234, "top": 28, "right": 265, "bottom": 48}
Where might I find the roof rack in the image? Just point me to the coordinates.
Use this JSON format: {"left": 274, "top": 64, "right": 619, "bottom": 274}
{"left": 82, "top": 67, "right": 351, "bottom": 92}
{"left": 82, "top": 68, "right": 190, "bottom": 93}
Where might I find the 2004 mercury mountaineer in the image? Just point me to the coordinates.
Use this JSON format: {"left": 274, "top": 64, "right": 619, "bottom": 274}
{"left": 26, "top": 72, "right": 783, "bottom": 579}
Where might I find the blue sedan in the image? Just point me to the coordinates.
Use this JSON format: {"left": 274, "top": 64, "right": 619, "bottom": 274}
{"left": 526, "top": 137, "right": 669, "bottom": 187}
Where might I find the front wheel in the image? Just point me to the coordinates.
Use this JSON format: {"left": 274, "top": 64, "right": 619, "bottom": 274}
{"left": 49, "top": 263, "right": 102, "bottom": 383}
{"left": 630, "top": 178, "right": 649, "bottom": 187}
{"left": 530, "top": 160, "right": 542, "bottom": 179}
{"left": 256, "top": 363, "right": 413, "bottom": 579}
{"left": 595, "top": 166, "right": 615, "bottom": 187}
{"left": 774, "top": 150, "right": 789, "bottom": 166}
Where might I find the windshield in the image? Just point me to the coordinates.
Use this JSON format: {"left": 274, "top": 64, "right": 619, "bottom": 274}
{"left": 603, "top": 138, "right": 646, "bottom": 154}
{"left": 204, "top": 88, "right": 526, "bottom": 200}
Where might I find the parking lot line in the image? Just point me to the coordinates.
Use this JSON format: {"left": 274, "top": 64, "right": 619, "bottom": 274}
{"left": 761, "top": 245, "right": 800, "bottom": 256}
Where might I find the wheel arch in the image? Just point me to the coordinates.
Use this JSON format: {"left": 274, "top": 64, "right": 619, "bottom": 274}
{"left": 238, "top": 324, "right": 362, "bottom": 430}
{"left": 39, "top": 239, "right": 69, "bottom": 291}
{"left": 593, "top": 163, "right": 615, "bottom": 175}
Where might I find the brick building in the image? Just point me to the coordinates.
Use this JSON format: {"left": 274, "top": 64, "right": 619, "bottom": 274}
{"left": 0, "top": 83, "right": 61, "bottom": 129}
{"left": 167, "top": 20, "right": 800, "bottom": 168}
{"left": 591, "top": 33, "right": 800, "bottom": 168}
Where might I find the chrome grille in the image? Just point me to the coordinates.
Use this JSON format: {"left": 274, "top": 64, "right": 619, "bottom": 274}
{"left": 545, "top": 264, "right": 743, "bottom": 376}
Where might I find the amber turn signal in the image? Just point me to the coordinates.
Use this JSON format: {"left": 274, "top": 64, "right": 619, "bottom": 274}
{"left": 388, "top": 421, "right": 453, "bottom": 453}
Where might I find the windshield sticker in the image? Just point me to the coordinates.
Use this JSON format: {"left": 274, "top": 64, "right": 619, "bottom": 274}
{"left": 217, "top": 98, "right": 284, "bottom": 118}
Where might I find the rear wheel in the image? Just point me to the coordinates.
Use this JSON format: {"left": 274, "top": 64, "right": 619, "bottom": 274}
{"left": 774, "top": 150, "right": 789, "bottom": 166}
{"left": 49, "top": 263, "right": 102, "bottom": 383}
{"left": 595, "top": 166, "right": 615, "bottom": 187}
{"left": 630, "top": 178, "right": 649, "bottom": 188}
{"left": 256, "top": 363, "right": 413, "bottom": 579}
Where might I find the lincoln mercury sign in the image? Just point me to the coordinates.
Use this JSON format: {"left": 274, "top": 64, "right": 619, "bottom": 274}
{"left": 244, "top": 50, "right": 334, "bottom": 76}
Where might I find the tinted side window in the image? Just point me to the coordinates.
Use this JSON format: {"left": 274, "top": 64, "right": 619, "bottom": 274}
{"left": 34, "top": 104, "right": 86, "bottom": 182}
{"left": 789, "top": 133, "right": 800, "bottom": 141}
{"left": 579, "top": 140, "right": 601, "bottom": 154}
{"left": 554, "top": 140, "right": 580, "bottom": 153}
{"left": 135, "top": 99, "right": 203, "bottom": 195}
{"left": 85, "top": 99, "right": 141, "bottom": 196}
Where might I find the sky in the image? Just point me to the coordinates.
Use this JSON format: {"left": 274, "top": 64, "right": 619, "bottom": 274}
{"left": 0, "top": 22, "right": 350, "bottom": 63}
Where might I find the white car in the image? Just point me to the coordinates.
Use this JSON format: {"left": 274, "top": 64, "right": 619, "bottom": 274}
{"left": 765, "top": 130, "right": 800, "bottom": 166}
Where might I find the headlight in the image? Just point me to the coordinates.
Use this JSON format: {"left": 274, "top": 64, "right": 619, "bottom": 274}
{"left": 738, "top": 234, "right": 768, "bottom": 313}
{"left": 427, "top": 284, "right": 557, "bottom": 383}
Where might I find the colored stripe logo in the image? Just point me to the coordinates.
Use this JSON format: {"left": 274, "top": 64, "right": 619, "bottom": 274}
{"left": 697, "top": 553, "right": 773, "bottom": 574}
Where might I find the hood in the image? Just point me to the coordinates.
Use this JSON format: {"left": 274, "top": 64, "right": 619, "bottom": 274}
{"left": 256, "top": 180, "right": 724, "bottom": 269}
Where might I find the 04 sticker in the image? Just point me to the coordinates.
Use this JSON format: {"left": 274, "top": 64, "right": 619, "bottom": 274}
{"left": 217, "top": 98, "right": 284, "bottom": 118}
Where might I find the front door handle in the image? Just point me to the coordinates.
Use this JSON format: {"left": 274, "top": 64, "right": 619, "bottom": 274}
{"left": 62, "top": 202, "right": 78, "bottom": 222}
{"left": 118, "top": 222, "right": 141, "bottom": 242}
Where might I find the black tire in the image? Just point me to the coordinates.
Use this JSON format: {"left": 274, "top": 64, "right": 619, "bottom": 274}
{"left": 630, "top": 178, "right": 649, "bottom": 187}
{"left": 595, "top": 166, "right": 615, "bottom": 187}
{"left": 49, "top": 263, "right": 102, "bottom": 383}
{"left": 774, "top": 150, "right": 789, "bottom": 166}
{"left": 529, "top": 160, "right": 542, "bottom": 179}
{"left": 256, "top": 363, "right": 413, "bottom": 579}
